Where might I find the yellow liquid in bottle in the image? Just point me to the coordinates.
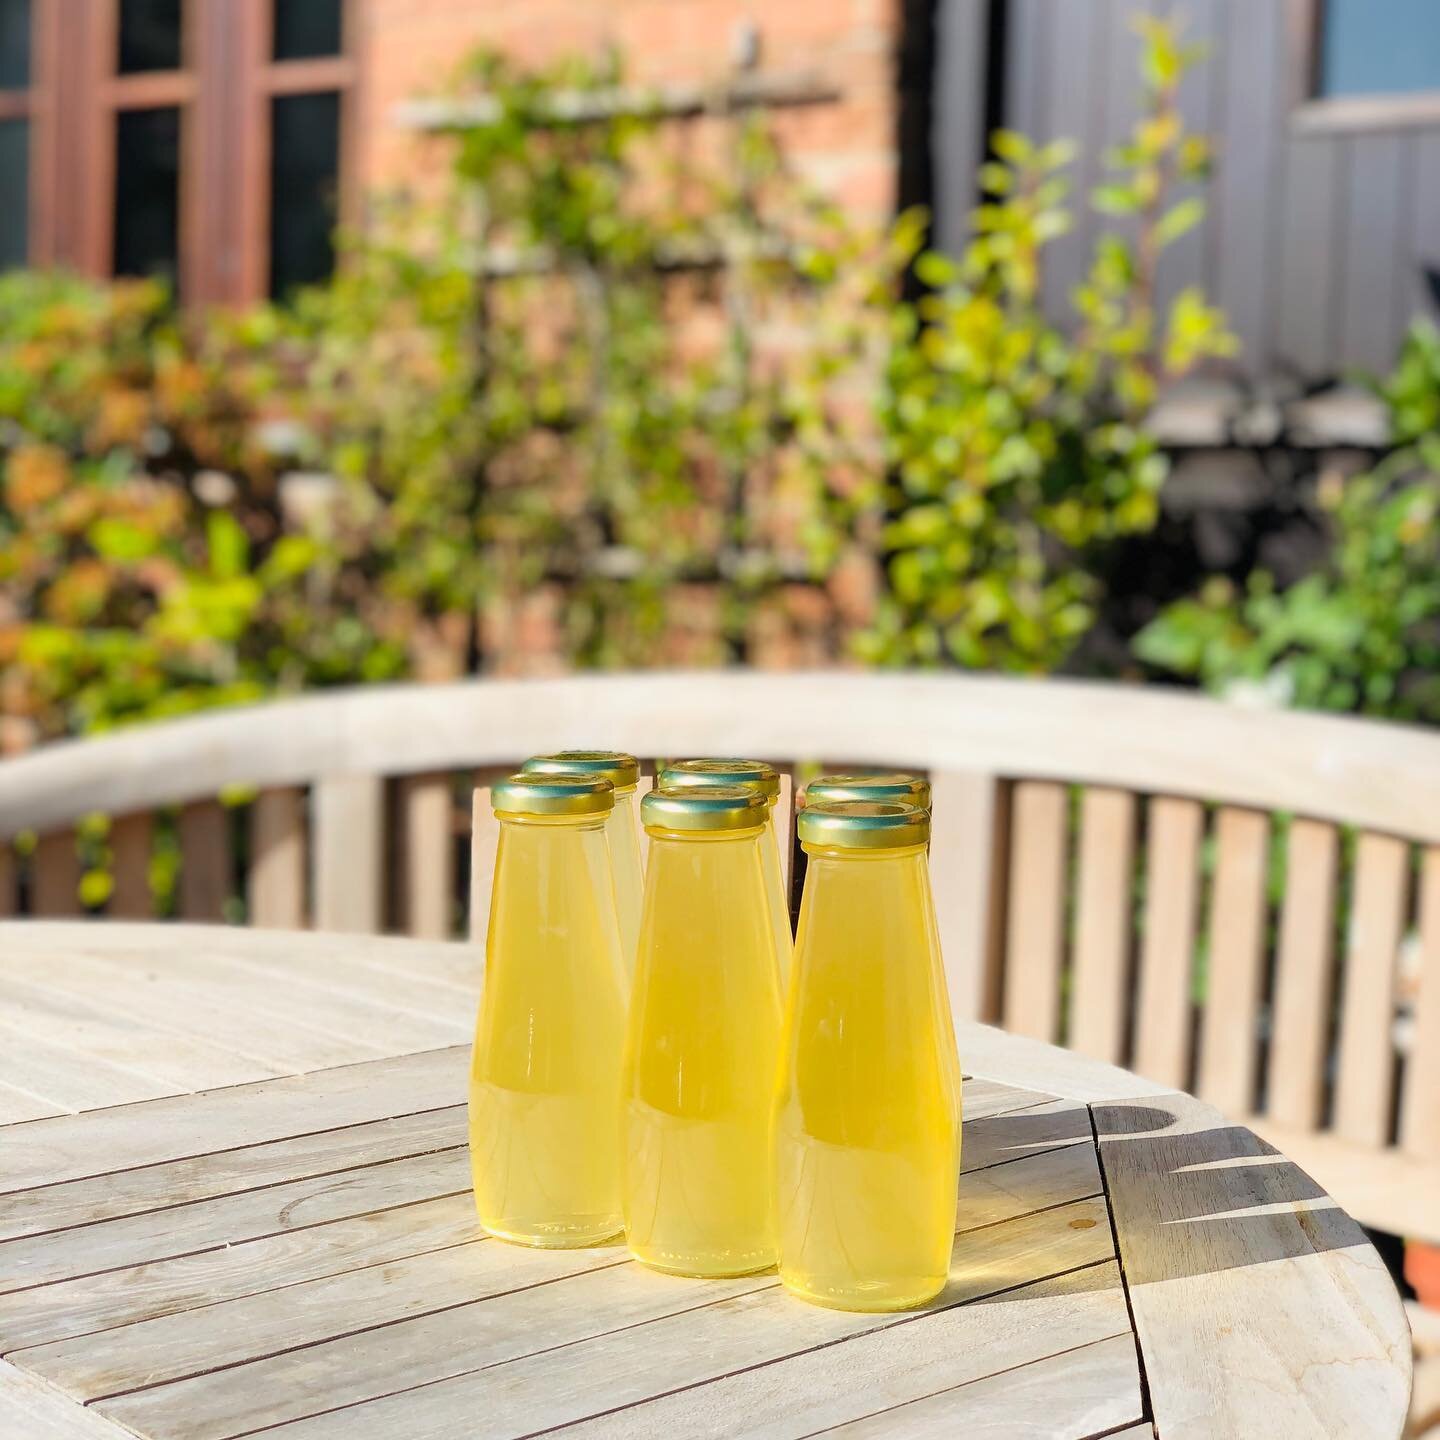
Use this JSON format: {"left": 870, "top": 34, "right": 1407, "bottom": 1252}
{"left": 623, "top": 826, "right": 782, "bottom": 1276}
{"left": 775, "top": 842, "right": 961, "bottom": 1310}
{"left": 606, "top": 787, "right": 645, "bottom": 974}
{"left": 470, "top": 813, "right": 628, "bottom": 1247}
{"left": 759, "top": 803, "right": 793, "bottom": 989}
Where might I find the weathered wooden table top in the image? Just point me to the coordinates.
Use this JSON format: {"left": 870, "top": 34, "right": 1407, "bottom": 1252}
{"left": 0, "top": 922, "right": 1412, "bottom": 1440}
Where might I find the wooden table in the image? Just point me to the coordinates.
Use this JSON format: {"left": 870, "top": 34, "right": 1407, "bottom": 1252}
{"left": 0, "top": 923, "right": 1412, "bottom": 1440}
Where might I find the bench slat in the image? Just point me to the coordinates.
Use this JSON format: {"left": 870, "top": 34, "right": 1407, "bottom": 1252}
{"left": 1197, "top": 807, "right": 1269, "bottom": 1117}
{"left": 1334, "top": 832, "right": 1409, "bottom": 1147}
{"left": 1003, "top": 782, "right": 1068, "bottom": 1043}
{"left": 1404, "top": 845, "right": 1440, "bottom": 1160}
{"left": 179, "top": 801, "right": 231, "bottom": 922}
{"left": 312, "top": 776, "right": 384, "bottom": 934}
{"left": 1133, "top": 796, "right": 1204, "bottom": 1090}
{"left": 32, "top": 832, "right": 82, "bottom": 917}
{"left": 400, "top": 774, "right": 454, "bottom": 941}
{"left": 1267, "top": 819, "right": 1339, "bottom": 1131}
{"left": 1070, "top": 788, "right": 1136, "bottom": 1065}
{"left": 107, "top": 813, "right": 154, "bottom": 920}
{"left": 929, "top": 771, "right": 1007, "bottom": 1026}
{"left": 773, "top": 772, "right": 793, "bottom": 895}
{"left": 468, "top": 784, "right": 502, "bottom": 945}
{"left": 248, "top": 788, "right": 307, "bottom": 929}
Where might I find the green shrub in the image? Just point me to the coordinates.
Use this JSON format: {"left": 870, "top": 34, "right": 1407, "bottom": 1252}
{"left": 858, "top": 17, "right": 1234, "bottom": 669}
{"left": 1135, "top": 320, "right": 1440, "bottom": 721}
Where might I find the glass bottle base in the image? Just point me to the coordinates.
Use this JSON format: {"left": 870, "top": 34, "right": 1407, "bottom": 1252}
{"left": 481, "top": 1219, "right": 624, "bottom": 1250}
{"left": 630, "top": 1245, "right": 776, "bottom": 1279}
{"left": 780, "top": 1272, "right": 946, "bottom": 1312}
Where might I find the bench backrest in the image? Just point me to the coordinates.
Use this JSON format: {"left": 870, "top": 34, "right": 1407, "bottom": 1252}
{"left": 2, "top": 671, "right": 1437, "bottom": 1242}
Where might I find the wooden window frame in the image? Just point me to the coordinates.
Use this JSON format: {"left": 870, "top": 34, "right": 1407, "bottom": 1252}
{"left": 1289, "top": 0, "right": 1440, "bottom": 135}
{"left": 22, "top": 0, "right": 360, "bottom": 303}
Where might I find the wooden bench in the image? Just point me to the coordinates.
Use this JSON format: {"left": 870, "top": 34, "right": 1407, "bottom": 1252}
{"left": 1, "top": 671, "right": 1437, "bottom": 1247}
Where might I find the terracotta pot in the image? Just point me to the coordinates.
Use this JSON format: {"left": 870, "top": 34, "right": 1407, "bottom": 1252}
{"left": 1406, "top": 1239, "right": 1440, "bottom": 1309}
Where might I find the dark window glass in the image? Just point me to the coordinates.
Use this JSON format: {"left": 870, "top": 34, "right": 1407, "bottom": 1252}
{"left": 114, "top": 106, "right": 180, "bottom": 284}
{"left": 1321, "top": 0, "right": 1440, "bottom": 97}
{"left": 0, "top": 0, "right": 30, "bottom": 90}
{"left": 118, "top": 0, "right": 182, "bottom": 74}
{"left": 273, "top": 0, "right": 342, "bottom": 61}
{"left": 0, "top": 118, "right": 27, "bottom": 267}
{"left": 270, "top": 91, "right": 339, "bottom": 297}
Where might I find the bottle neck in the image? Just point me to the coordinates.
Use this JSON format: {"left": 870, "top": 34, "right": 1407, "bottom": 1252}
{"left": 497, "top": 811, "right": 609, "bottom": 832}
{"left": 644, "top": 825, "right": 766, "bottom": 847}
{"left": 800, "top": 841, "right": 928, "bottom": 864}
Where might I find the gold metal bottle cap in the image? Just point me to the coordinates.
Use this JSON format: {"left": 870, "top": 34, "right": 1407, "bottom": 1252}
{"left": 804, "top": 773, "right": 932, "bottom": 810}
{"left": 797, "top": 799, "right": 930, "bottom": 849}
{"left": 490, "top": 773, "right": 614, "bottom": 818}
{"left": 660, "top": 758, "right": 781, "bottom": 802}
{"left": 522, "top": 750, "right": 640, "bottom": 793}
{"left": 642, "top": 784, "right": 769, "bottom": 834}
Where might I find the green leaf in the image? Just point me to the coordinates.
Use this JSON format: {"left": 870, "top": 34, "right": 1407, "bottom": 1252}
{"left": 1092, "top": 183, "right": 1142, "bottom": 215}
{"left": 1154, "top": 196, "right": 1205, "bottom": 249}
{"left": 206, "top": 511, "right": 250, "bottom": 581}
{"left": 990, "top": 129, "right": 1033, "bottom": 165}
{"left": 914, "top": 251, "right": 959, "bottom": 289}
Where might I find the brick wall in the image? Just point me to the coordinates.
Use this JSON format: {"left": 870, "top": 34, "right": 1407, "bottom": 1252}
{"left": 348, "top": 0, "right": 905, "bottom": 674}
{"left": 355, "top": 0, "right": 907, "bottom": 224}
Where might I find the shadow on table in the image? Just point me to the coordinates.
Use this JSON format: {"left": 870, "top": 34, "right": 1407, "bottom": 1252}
{"left": 957, "top": 1099, "right": 1375, "bottom": 1288}
{"left": 1090, "top": 1099, "right": 1373, "bottom": 1287}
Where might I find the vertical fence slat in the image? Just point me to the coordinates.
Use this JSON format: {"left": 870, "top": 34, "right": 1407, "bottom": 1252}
{"left": 312, "top": 774, "right": 384, "bottom": 934}
{"left": 178, "top": 799, "right": 232, "bottom": 922}
{"left": 32, "top": 831, "right": 82, "bottom": 916}
{"left": 1197, "top": 807, "right": 1270, "bottom": 1117}
{"left": 1134, "top": 796, "right": 1205, "bottom": 1089}
{"left": 1266, "top": 818, "right": 1340, "bottom": 1131}
{"left": 248, "top": 787, "right": 307, "bottom": 929}
{"left": 1070, "top": 787, "right": 1137, "bottom": 1065}
{"left": 469, "top": 784, "right": 503, "bottom": 944}
{"left": 108, "top": 812, "right": 155, "bottom": 919}
{"left": 400, "top": 773, "right": 454, "bottom": 941}
{"left": 1402, "top": 845, "right": 1440, "bottom": 1159}
{"left": 930, "top": 771, "right": 1009, "bottom": 1026}
{"left": 1333, "top": 832, "right": 1408, "bottom": 1147}
{"left": 1002, "top": 781, "right": 1068, "bottom": 1043}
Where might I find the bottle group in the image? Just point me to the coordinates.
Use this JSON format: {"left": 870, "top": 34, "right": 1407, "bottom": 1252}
{"left": 469, "top": 753, "right": 962, "bottom": 1311}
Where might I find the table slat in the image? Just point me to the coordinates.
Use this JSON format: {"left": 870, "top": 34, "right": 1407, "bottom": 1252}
{"left": 822, "top": 1331, "right": 1142, "bottom": 1440}
{"left": 0, "top": 1047, "right": 468, "bottom": 1194}
{"left": 0, "top": 1105, "right": 465, "bottom": 1243}
{"left": 0, "top": 1149, "right": 470, "bottom": 1296}
{"left": 555, "top": 1264, "right": 1135, "bottom": 1440}
{"left": 128, "top": 1196, "right": 1112, "bottom": 1440}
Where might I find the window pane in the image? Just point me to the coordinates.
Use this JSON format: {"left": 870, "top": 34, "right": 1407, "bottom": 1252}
{"left": 0, "top": 118, "right": 27, "bottom": 267}
{"left": 114, "top": 106, "right": 180, "bottom": 284}
{"left": 273, "top": 0, "right": 342, "bottom": 61}
{"left": 118, "top": 0, "right": 182, "bottom": 74}
{"left": 1321, "top": 0, "right": 1440, "bottom": 97}
{"left": 0, "top": 0, "right": 30, "bottom": 90}
{"left": 270, "top": 91, "right": 339, "bottom": 298}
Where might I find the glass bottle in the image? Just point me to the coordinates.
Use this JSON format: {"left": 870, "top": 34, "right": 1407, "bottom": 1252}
{"left": 661, "top": 759, "right": 792, "bottom": 986}
{"left": 801, "top": 772, "right": 957, "bottom": 1111}
{"left": 470, "top": 773, "right": 627, "bottom": 1248}
{"left": 622, "top": 784, "right": 782, "bottom": 1276}
{"left": 775, "top": 799, "right": 961, "bottom": 1311}
{"left": 523, "top": 750, "right": 644, "bottom": 974}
